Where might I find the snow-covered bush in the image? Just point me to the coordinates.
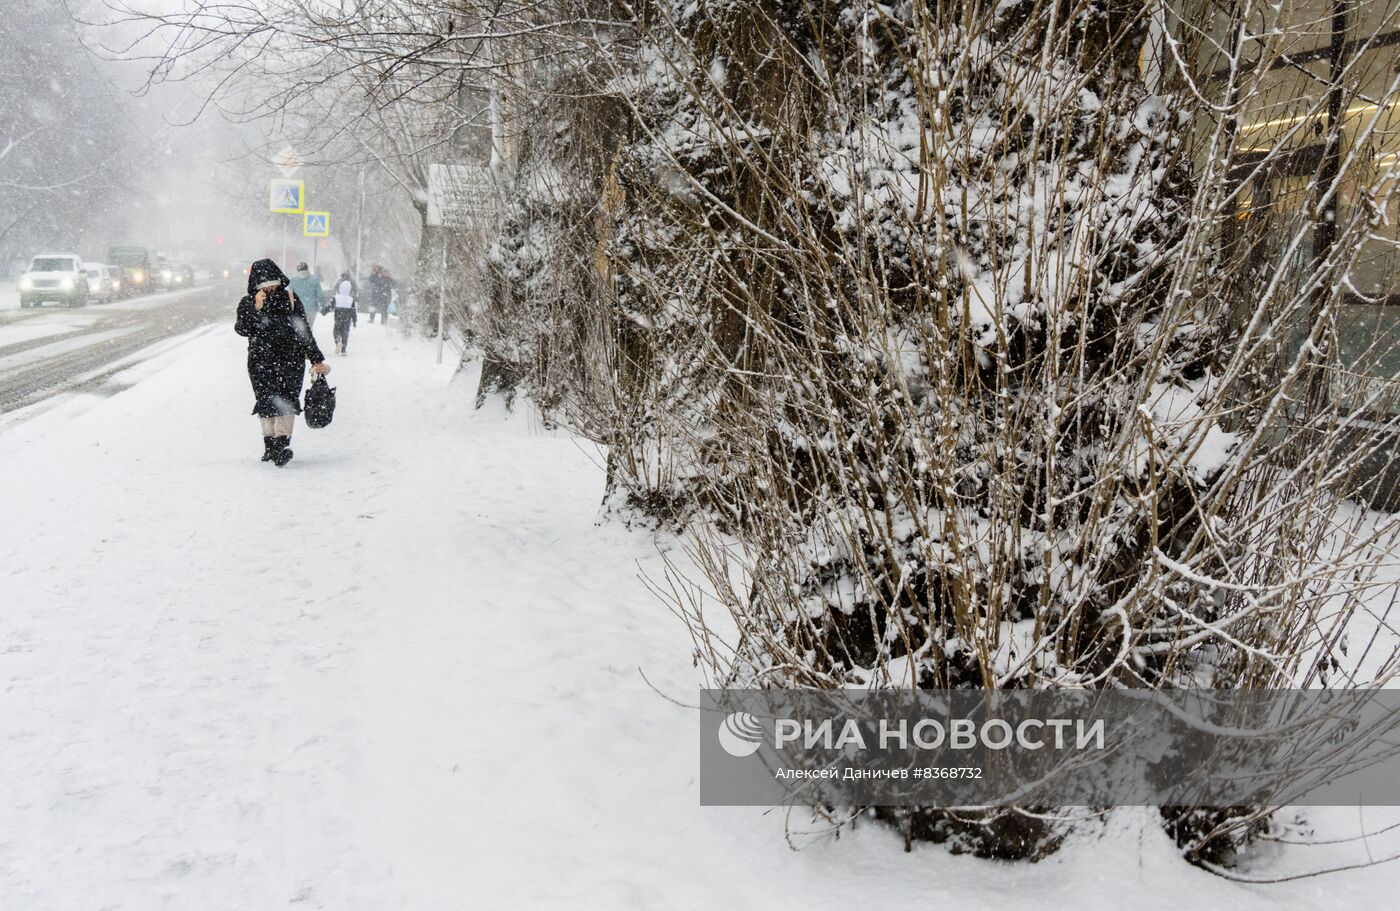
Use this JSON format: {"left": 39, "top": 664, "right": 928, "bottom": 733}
{"left": 595, "top": 0, "right": 1400, "bottom": 863}
{"left": 478, "top": 69, "right": 631, "bottom": 421}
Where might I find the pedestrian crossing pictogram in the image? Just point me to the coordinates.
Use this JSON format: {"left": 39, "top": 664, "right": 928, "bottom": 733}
{"left": 269, "top": 179, "right": 305, "bottom": 214}
{"left": 303, "top": 211, "right": 330, "bottom": 237}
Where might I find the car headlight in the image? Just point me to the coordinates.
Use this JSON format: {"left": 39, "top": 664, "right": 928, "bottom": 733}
{"left": 60, "top": 277, "right": 74, "bottom": 290}
{"left": 133, "top": 270, "right": 144, "bottom": 282}
{"left": 162, "top": 270, "right": 172, "bottom": 280}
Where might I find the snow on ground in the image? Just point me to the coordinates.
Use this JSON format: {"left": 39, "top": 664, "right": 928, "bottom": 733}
{"left": 0, "top": 327, "right": 141, "bottom": 373}
{"left": 0, "top": 309, "right": 97, "bottom": 349}
{"left": 0, "top": 278, "right": 222, "bottom": 315}
{"left": 97, "top": 281, "right": 225, "bottom": 313}
{"left": 1, "top": 312, "right": 1398, "bottom": 909}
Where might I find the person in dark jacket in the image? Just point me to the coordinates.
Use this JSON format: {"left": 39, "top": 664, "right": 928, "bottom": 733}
{"left": 234, "top": 259, "right": 330, "bottom": 466}
{"left": 367, "top": 264, "right": 396, "bottom": 323}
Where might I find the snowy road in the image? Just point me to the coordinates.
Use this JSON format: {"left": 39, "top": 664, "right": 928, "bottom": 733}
{"left": 1, "top": 317, "right": 1398, "bottom": 909}
{"left": 0, "top": 281, "right": 233, "bottom": 415}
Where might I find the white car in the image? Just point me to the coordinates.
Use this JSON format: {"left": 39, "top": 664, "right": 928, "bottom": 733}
{"left": 18, "top": 253, "right": 89, "bottom": 308}
{"left": 83, "top": 263, "right": 122, "bottom": 304}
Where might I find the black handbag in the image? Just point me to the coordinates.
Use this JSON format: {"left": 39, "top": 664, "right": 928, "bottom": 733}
{"left": 304, "top": 375, "right": 336, "bottom": 428}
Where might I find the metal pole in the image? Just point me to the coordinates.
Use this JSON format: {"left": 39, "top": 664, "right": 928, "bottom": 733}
{"left": 354, "top": 167, "right": 366, "bottom": 286}
{"left": 281, "top": 217, "right": 288, "bottom": 266}
{"left": 436, "top": 232, "right": 447, "bottom": 364}
{"left": 488, "top": 16, "right": 504, "bottom": 178}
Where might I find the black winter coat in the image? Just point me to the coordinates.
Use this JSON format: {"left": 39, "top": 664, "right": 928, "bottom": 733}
{"left": 234, "top": 260, "right": 326, "bottom": 417}
{"left": 368, "top": 272, "right": 395, "bottom": 308}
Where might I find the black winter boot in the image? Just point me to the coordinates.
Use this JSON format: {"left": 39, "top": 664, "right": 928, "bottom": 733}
{"left": 272, "top": 436, "right": 294, "bottom": 467}
{"left": 261, "top": 436, "right": 277, "bottom": 462}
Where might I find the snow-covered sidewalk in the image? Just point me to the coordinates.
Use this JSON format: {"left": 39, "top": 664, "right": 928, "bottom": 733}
{"left": 1, "top": 315, "right": 1397, "bottom": 909}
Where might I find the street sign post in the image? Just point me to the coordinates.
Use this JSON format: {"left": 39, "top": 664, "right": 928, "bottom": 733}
{"left": 303, "top": 211, "right": 331, "bottom": 238}
{"left": 269, "top": 179, "right": 305, "bottom": 214}
{"left": 427, "top": 164, "right": 496, "bottom": 363}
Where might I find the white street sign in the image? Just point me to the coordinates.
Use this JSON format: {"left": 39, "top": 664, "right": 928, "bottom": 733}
{"left": 274, "top": 145, "right": 304, "bottom": 178}
{"left": 427, "top": 164, "right": 495, "bottom": 228}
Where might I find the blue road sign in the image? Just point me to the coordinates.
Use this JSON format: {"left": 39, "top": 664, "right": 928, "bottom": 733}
{"left": 270, "top": 179, "right": 305, "bottom": 214}
{"left": 303, "top": 211, "right": 330, "bottom": 237}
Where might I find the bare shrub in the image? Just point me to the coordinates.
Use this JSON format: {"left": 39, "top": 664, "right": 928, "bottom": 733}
{"left": 592, "top": 0, "right": 1400, "bottom": 863}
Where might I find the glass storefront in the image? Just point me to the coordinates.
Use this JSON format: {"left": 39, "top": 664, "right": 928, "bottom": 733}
{"left": 1224, "top": 1, "right": 1400, "bottom": 415}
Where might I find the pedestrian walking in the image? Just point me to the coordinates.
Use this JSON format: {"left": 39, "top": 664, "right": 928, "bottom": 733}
{"left": 288, "top": 262, "right": 326, "bottom": 332}
{"left": 367, "top": 264, "right": 396, "bottom": 324}
{"left": 234, "top": 259, "right": 330, "bottom": 466}
{"left": 332, "top": 271, "right": 357, "bottom": 356}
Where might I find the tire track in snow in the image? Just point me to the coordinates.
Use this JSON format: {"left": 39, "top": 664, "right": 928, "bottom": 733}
{"left": 0, "top": 286, "right": 235, "bottom": 415}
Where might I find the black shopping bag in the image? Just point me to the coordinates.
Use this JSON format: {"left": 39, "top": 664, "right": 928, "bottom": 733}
{"left": 304, "top": 375, "right": 336, "bottom": 429}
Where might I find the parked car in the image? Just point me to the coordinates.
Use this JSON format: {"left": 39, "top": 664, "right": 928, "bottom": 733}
{"left": 18, "top": 254, "right": 89, "bottom": 308}
{"left": 107, "top": 246, "right": 153, "bottom": 295}
{"left": 82, "top": 263, "right": 122, "bottom": 303}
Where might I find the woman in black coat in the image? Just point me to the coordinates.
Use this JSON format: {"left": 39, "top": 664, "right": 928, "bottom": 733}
{"left": 234, "top": 259, "right": 330, "bottom": 466}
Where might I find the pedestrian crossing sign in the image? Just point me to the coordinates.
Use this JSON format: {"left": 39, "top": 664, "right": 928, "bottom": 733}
{"left": 303, "top": 211, "right": 330, "bottom": 237}
{"left": 269, "top": 179, "right": 305, "bottom": 214}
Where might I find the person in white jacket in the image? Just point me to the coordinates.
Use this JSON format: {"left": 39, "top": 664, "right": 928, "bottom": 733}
{"left": 332, "top": 271, "right": 357, "bottom": 355}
